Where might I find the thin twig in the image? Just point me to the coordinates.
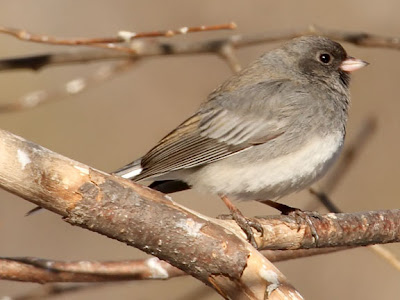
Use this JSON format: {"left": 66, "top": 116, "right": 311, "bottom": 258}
{"left": 1, "top": 26, "right": 398, "bottom": 112}
{"left": 217, "top": 43, "right": 242, "bottom": 72}
{"left": 368, "top": 245, "right": 400, "bottom": 271}
{"left": 2, "top": 25, "right": 400, "bottom": 72}
{"left": 118, "top": 22, "right": 237, "bottom": 40}
{"left": 108, "top": 26, "right": 400, "bottom": 54}
{"left": 0, "top": 50, "right": 129, "bottom": 71}
{"left": 309, "top": 117, "right": 400, "bottom": 272}
{"left": 1, "top": 26, "right": 397, "bottom": 112}
{"left": 323, "top": 116, "right": 377, "bottom": 194}
{"left": 0, "top": 60, "right": 135, "bottom": 112}
{"left": 0, "top": 22, "right": 236, "bottom": 48}
{"left": 308, "top": 117, "right": 377, "bottom": 211}
{"left": 310, "top": 188, "right": 400, "bottom": 272}
{"left": 105, "top": 26, "right": 400, "bottom": 55}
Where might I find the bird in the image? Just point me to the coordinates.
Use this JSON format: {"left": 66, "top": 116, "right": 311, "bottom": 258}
{"left": 115, "top": 36, "right": 368, "bottom": 246}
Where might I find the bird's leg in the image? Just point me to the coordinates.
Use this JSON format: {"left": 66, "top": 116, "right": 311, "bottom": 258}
{"left": 258, "top": 199, "right": 298, "bottom": 214}
{"left": 219, "top": 195, "right": 263, "bottom": 248}
{"left": 259, "top": 199, "right": 321, "bottom": 246}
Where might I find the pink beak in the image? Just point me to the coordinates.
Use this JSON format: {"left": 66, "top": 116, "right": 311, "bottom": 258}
{"left": 340, "top": 57, "right": 369, "bottom": 72}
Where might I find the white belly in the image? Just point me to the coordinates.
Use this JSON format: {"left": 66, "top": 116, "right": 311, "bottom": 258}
{"left": 186, "top": 133, "right": 344, "bottom": 200}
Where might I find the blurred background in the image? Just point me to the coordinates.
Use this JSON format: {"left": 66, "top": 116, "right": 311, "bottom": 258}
{"left": 0, "top": 0, "right": 399, "bottom": 299}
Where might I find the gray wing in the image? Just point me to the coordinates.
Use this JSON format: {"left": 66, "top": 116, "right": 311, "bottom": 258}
{"left": 134, "top": 80, "right": 300, "bottom": 180}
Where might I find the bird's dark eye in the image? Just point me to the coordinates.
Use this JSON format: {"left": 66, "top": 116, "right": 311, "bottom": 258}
{"left": 319, "top": 53, "right": 331, "bottom": 64}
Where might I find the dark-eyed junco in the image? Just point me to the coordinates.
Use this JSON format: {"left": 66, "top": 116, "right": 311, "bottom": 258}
{"left": 116, "top": 36, "right": 367, "bottom": 244}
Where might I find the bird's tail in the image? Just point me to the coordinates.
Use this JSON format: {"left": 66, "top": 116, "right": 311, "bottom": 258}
{"left": 114, "top": 159, "right": 191, "bottom": 194}
{"left": 114, "top": 158, "right": 143, "bottom": 180}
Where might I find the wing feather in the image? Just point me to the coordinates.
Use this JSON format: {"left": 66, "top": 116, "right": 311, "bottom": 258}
{"left": 134, "top": 80, "right": 298, "bottom": 180}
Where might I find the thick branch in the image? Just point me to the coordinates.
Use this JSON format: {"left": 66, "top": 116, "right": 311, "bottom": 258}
{"left": 253, "top": 210, "right": 400, "bottom": 249}
{"left": 1, "top": 125, "right": 400, "bottom": 296}
{"left": 0, "top": 128, "right": 300, "bottom": 300}
{"left": 2, "top": 127, "right": 400, "bottom": 298}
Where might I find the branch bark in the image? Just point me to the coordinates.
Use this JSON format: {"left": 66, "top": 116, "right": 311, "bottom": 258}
{"left": 0, "top": 128, "right": 301, "bottom": 299}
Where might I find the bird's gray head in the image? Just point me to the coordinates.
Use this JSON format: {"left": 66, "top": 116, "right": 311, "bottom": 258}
{"left": 288, "top": 36, "right": 347, "bottom": 74}
{"left": 213, "top": 36, "right": 367, "bottom": 98}
{"left": 278, "top": 36, "right": 367, "bottom": 88}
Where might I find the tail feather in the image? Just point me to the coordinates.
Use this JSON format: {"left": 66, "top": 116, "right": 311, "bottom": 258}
{"left": 115, "top": 159, "right": 191, "bottom": 194}
{"left": 149, "top": 180, "right": 190, "bottom": 193}
{"left": 114, "top": 159, "right": 143, "bottom": 179}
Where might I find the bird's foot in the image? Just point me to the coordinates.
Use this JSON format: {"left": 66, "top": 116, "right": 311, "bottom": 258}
{"left": 288, "top": 209, "right": 322, "bottom": 246}
{"left": 219, "top": 195, "right": 263, "bottom": 248}
{"left": 259, "top": 199, "right": 321, "bottom": 246}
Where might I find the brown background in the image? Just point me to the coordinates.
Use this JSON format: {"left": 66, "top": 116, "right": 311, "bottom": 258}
{"left": 0, "top": 1, "right": 399, "bottom": 299}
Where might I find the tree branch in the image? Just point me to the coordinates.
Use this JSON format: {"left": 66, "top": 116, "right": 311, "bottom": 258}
{"left": 0, "top": 25, "right": 398, "bottom": 114}
{"left": 0, "top": 127, "right": 301, "bottom": 299}
{"left": 1, "top": 126, "right": 400, "bottom": 298}
{"left": 0, "top": 248, "right": 348, "bottom": 283}
{"left": 1, "top": 24, "right": 399, "bottom": 298}
{"left": 0, "top": 60, "right": 135, "bottom": 112}
{"left": 308, "top": 117, "right": 400, "bottom": 272}
{"left": 0, "top": 23, "right": 236, "bottom": 53}
{"left": 1, "top": 25, "right": 399, "bottom": 73}
{"left": 0, "top": 257, "right": 184, "bottom": 282}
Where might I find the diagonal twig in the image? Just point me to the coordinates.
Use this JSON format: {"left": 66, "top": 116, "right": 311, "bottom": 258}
{"left": 0, "top": 60, "right": 135, "bottom": 112}
{"left": 309, "top": 117, "right": 400, "bottom": 272}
